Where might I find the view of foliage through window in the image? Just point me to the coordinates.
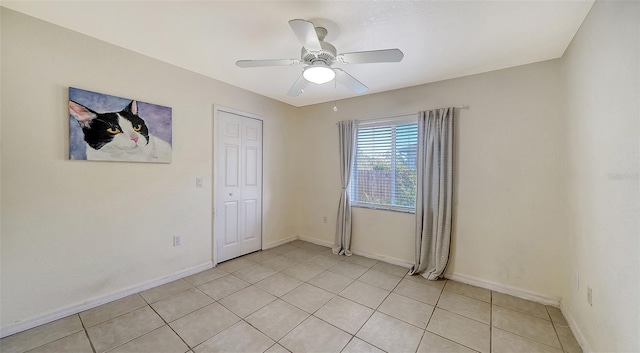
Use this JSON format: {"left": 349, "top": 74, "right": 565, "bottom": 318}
{"left": 350, "top": 122, "right": 418, "bottom": 210}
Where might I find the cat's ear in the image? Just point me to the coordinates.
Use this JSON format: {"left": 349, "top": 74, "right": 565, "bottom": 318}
{"left": 69, "top": 101, "right": 97, "bottom": 128}
{"left": 124, "top": 100, "right": 138, "bottom": 115}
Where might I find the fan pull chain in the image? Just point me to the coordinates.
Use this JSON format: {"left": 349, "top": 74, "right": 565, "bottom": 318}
{"left": 333, "top": 80, "right": 338, "bottom": 112}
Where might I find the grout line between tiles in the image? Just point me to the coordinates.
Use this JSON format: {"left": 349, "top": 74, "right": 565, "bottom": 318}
{"left": 490, "top": 291, "right": 493, "bottom": 353}
{"left": 424, "top": 331, "right": 481, "bottom": 353}
{"left": 546, "top": 306, "right": 569, "bottom": 353}
{"left": 413, "top": 330, "right": 426, "bottom": 353}
{"left": 490, "top": 302, "right": 551, "bottom": 321}
{"left": 145, "top": 300, "right": 196, "bottom": 352}
{"left": 550, "top": 319, "right": 567, "bottom": 353}
{"left": 424, "top": 283, "right": 495, "bottom": 353}
{"left": 339, "top": 336, "right": 357, "bottom": 353}
{"left": 97, "top": 307, "right": 166, "bottom": 353}
{"left": 432, "top": 304, "right": 491, "bottom": 326}
{"left": 15, "top": 319, "right": 90, "bottom": 353}
{"left": 347, "top": 268, "right": 422, "bottom": 353}
{"left": 429, "top": 280, "right": 446, "bottom": 329}
{"left": 491, "top": 311, "right": 566, "bottom": 351}
{"left": 242, "top": 313, "right": 302, "bottom": 347}
{"left": 78, "top": 313, "right": 98, "bottom": 353}
{"left": 84, "top": 328, "right": 97, "bottom": 353}
{"left": 494, "top": 325, "right": 566, "bottom": 352}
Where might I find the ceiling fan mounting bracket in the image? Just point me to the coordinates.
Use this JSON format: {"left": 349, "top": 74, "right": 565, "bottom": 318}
{"left": 314, "top": 27, "right": 328, "bottom": 41}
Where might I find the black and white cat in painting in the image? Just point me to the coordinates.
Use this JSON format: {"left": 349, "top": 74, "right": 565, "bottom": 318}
{"left": 69, "top": 99, "right": 171, "bottom": 163}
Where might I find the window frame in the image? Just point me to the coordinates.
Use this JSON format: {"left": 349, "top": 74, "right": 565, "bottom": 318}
{"left": 349, "top": 114, "right": 419, "bottom": 214}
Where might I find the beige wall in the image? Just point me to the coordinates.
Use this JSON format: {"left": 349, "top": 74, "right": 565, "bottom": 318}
{"left": 0, "top": 9, "right": 298, "bottom": 328}
{"left": 296, "top": 59, "right": 566, "bottom": 299}
{"left": 561, "top": 1, "right": 640, "bottom": 351}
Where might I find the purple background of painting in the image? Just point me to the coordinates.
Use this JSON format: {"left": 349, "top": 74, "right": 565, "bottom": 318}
{"left": 69, "top": 87, "right": 172, "bottom": 160}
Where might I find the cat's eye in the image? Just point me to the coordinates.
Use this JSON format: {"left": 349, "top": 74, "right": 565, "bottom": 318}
{"left": 106, "top": 127, "right": 120, "bottom": 134}
{"left": 133, "top": 125, "right": 142, "bottom": 132}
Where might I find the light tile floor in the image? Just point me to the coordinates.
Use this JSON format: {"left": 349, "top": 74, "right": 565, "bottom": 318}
{"left": 1, "top": 240, "right": 583, "bottom": 353}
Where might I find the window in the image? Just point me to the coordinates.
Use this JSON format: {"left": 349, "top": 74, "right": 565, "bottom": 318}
{"left": 349, "top": 115, "right": 418, "bottom": 212}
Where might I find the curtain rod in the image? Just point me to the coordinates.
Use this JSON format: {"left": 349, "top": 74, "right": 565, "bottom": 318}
{"left": 420, "top": 105, "right": 470, "bottom": 111}
{"left": 424, "top": 105, "right": 470, "bottom": 110}
{"left": 335, "top": 105, "right": 470, "bottom": 125}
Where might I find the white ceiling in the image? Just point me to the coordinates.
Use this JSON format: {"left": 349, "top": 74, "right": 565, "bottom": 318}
{"left": 3, "top": 1, "right": 593, "bottom": 107}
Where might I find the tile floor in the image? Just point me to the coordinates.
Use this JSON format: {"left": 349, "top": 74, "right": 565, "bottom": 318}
{"left": 1, "top": 240, "right": 583, "bottom": 353}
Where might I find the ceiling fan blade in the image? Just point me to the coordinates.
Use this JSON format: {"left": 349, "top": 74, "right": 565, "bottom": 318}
{"left": 334, "top": 69, "right": 368, "bottom": 94}
{"left": 236, "top": 59, "right": 300, "bottom": 68}
{"left": 287, "top": 74, "right": 309, "bottom": 96}
{"left": 288, "top": 19, "right": 322, "bottom": 52}
{"left": 338, "top": 49, "right": 404, "bottom": 64}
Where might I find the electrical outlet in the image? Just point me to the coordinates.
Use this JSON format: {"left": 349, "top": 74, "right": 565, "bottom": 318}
{"left": 173, "top": 235, "right": 182, "bottom": 246}
{"left": 196, "top": 177, "right": 203, "bottom": 188}
{"left": 587, "top": 286, "right": 593, "bottom": 306}
{"left": 323, "top": 216, "right": 328, "bottom": 223}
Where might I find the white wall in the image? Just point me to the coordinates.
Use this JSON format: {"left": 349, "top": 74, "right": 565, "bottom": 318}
{"left": 0, "top": 9, "right": 298, "bottom": 329}
{"left": 296, "top": 59, "right": 566, "bottom": 300}
{"left": 561, "top": 1, "right": 640, "bottom": 351}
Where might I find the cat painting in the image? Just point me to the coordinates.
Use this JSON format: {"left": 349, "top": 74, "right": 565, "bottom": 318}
{"left": 68, "top": 88, "right": 172, "bottom": 163}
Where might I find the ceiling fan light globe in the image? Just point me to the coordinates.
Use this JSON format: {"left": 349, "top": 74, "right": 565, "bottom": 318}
{"left": 303, "top": 65, "right": 335, "bottom": 84}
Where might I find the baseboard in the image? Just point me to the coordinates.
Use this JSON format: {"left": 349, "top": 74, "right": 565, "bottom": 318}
{"left": 263, "top": 236, "right": 298, "bottom": 250}
{"left": 444, "top": 272, "right": 561, "bottom": 307}
{"left": 350, "top": 249, "right": 413, "bottom": 268}
{"left": 560, "top": 303, "right": 591, "bottom": 353}
{"left": 0, "top": 262, "right": 212, "bottom": 339}
{"left": 294, "top": 235, "right": 413, "bottom": 268}
{"left": 297, "top": 236, "right": 333, "bottom": 248}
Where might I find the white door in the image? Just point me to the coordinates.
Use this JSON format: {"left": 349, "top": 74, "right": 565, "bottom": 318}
{"left": 215, "top": 110, "right": 263, "bottom": 263}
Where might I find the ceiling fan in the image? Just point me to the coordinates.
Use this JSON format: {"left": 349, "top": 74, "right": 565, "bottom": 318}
{"left": 236, "top": 19, "right": 404, "bottom": 97}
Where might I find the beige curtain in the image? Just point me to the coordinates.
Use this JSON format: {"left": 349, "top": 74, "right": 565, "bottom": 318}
{"left": 333, "top": 120, "right": 356, "bottom": 256}
{"left": 409, "top": 108, "right": 454, "bottom": 279}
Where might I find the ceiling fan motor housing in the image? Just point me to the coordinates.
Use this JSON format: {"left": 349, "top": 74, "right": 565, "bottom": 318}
{"left": 301, "top": 27, "right": 336, "bottom": 66}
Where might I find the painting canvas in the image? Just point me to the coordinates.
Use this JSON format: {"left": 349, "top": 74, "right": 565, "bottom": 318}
{"left": 69, "top": 87, "right": 172, "bottom": 163}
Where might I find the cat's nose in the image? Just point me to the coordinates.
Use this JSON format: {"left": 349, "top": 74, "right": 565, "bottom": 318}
{"left": 129, "top": 132, "right": 138, "bottom": 143}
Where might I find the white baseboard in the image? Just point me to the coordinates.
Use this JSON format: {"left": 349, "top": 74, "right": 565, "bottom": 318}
{"left": 295, "top": 235, "right": 413, "bottom": 268}
{"left": 444, "top": 272, "right": 561, "bottom": 307}
{"left": 297, "top": 236, "right": 333, "bottom": 248}
{"left": 0, "top": 262, "right": 212, "bottom": 339}
{"left": 263, "top": 236, "right": 298, "bottom": 250}
{"left": 560, "top": 303, "right": 591, "bottom": 353}
{"left": 350, "top": 249, "right": 413, "bottom": 269}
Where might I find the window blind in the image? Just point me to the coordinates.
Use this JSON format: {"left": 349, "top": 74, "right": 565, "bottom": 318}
{"left": 349, "top": 117, "right": 418, "bottom": 212}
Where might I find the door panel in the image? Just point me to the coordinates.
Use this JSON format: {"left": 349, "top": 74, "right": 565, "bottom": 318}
{"left": 243, "top": 199, "right": 257, "bottom": 241}
{"left": 245, "top": 147, "right": 257, "bottom": 186}
{"left": 215, "top": 111, "right": 263, "bottom": 263}
{"left": 225, "top": 145, "right": 239, "bottom": 187}
{"left": 223, "top": 201, "right": 239, "bottom": 246}
{"left": 225, "top": 121, "right": 240, "bottom": 137}
{"left": 245, "top": 125, "right": 258, "bottom": 140}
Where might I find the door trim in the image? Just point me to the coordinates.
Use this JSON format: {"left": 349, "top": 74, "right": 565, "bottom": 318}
{"left": 212, "top": 105, "right": 265, "bottom": 266}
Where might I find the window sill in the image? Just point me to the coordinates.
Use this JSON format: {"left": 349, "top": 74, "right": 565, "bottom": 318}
{"left": 351, "top": 203, "right": 416, "bottom": 215}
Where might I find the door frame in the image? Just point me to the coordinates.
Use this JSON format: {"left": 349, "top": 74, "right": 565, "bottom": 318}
{"left": 212, "top": 105, "right": 265, "bottom": 266}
